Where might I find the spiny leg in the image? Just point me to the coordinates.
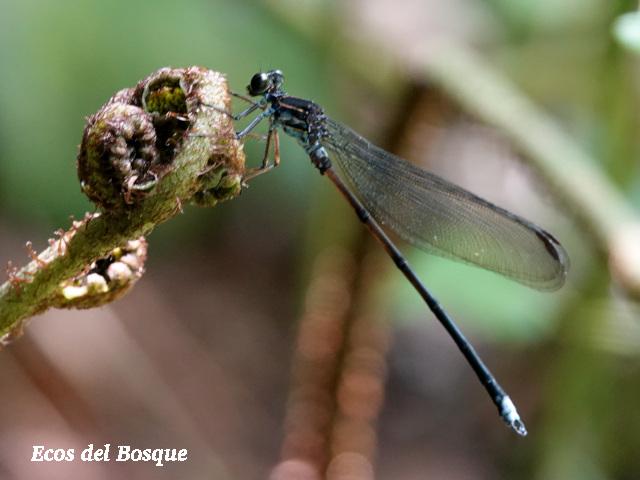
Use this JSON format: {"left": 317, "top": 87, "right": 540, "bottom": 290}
{"left": 236, "top": 108, "right": 273, "bottom": 139}
{"left": 260, "top": 121, "right": 281, "bottom": 169}
{"left": 231, "top": 91, "right": 261, "bottom": 106}
{"left": 199, "top": 93, "right": 278, "bottom": 182}
{"left": 190, "top": 100, "right": 270, "bottom": 140}
{"left": 200, "top": 90, "right": 266, "bottom": 121}
{"left": 202, "top": 100, "right": 262, "bottom": 121}
{"left": 243, "top": 123, "right": 281, "bottom": 183}
{"left": 272, "top": 128, "right": 281, "bottom": 167}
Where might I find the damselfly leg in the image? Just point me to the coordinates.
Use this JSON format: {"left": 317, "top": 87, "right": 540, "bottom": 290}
{"left": 243, "top": 120, "right": 281, "bottom": 183}
{"left": 200, "top": 92, "right": 280, "bottom": 183}
{"left": 202, "top": 98, "right": 264, "bottom": 121}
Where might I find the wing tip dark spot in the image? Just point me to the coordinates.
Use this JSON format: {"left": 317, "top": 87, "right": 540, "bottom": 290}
{"left": 530, "top": 228, "right": 570, "bottom": 291}
{"left": 535, "top": 229, "right": 562, "bottom": 261}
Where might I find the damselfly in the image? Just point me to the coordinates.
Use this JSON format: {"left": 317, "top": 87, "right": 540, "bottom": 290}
{"left": 217, "top": 69, "right": 569, "bottom": 436}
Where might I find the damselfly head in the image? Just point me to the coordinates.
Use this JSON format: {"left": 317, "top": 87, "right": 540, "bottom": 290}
{"left": 247, "top": 70, "right": 284, "bottom": 96}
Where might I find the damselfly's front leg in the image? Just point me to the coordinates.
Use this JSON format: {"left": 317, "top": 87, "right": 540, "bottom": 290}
{"left": 202, "top": 100, "right": 261, "bottom": 121}
{"left": 201, "top": 91, "right": 266, "bottom": 121}
{"left": 193, "top": 98, "right": 271, "bottom": 140}
{"left": 235, "top": 108, "right": 273, "bottom": 139}
{"left": 200, "top": 92, "right": 279, "bottom": 183}
{"left": 231, "top": 91, "right": 261, "bottom": 106}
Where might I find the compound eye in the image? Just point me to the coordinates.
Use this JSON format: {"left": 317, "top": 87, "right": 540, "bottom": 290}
{"left": 248, "top": 72, "right": 269, "bottom": 95}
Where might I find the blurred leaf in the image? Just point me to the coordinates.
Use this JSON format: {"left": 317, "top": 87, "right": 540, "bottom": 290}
{"left": 613, "top": 10, "right": 640, "bottom": 54}
{"left": 486, "top": 0, "right": 609, "bottom": 35}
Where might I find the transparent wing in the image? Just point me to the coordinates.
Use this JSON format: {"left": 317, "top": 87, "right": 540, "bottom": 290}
{"left": 322, "top": 118, "right": 569, "bottom": 291}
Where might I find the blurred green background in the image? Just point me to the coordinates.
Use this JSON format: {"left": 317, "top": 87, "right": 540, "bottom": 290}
{"left": 0, "top": 1, "right": 639, "bottom": 479}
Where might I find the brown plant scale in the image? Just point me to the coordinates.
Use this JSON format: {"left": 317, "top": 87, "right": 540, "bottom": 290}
{"left": 52, "top": 235, "right": 149, "bottom": 310}
{"left": 0, "top": 67, "right": 245, "bottom": 343}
